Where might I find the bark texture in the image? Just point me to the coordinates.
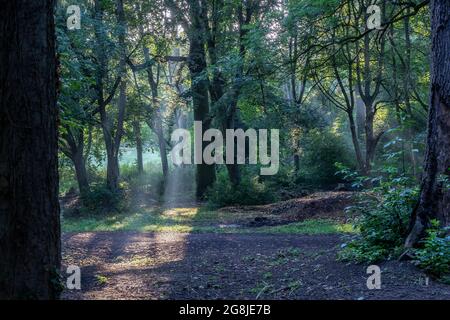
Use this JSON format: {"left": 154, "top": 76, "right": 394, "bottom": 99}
{"left": 188, "top": 0, "right": 216, "bottom": 198}
{"left": 0, "top": 0, "right": 61, "bottom": 299}
{"left": 405, "top": 0, "right": 450, "bottom": 247}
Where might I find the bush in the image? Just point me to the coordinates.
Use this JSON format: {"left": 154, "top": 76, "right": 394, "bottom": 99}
{"left": 206, "top": 170, "right": 276, "bottom": 207}
{"left": 413, "top": 220, "right": 450, "bottom": 279}
{"left": 297, "top": 129, "right": 354, "bottom": 187}
{"left": 338, "top": 173, "right": 419, "bottom": 263}
{"left": 80, "top": 183, "right": 129, "bottom": 215}
{"left": 120, "top": 163, "right": 165, "bottom": 198}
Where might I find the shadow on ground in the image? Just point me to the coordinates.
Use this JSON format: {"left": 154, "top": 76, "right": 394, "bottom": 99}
{"left": 61, "top": 230, "right": 450, "bottom": 300}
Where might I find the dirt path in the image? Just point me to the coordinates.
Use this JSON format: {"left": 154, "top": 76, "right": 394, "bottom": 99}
{"left": 61, "top": 232, "right": 449, "bottom": 300}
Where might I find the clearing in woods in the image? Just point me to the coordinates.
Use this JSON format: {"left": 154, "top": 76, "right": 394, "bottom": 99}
{"left": 61, "top": 192, "right": 450, "bottom": 300}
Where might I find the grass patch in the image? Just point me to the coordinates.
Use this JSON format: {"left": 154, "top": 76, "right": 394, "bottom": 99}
{"left": 95, "top": 275, "right": 108, "bottom": 285}
{"left": 249, "top": 219, "right": 355, "bottom": 235}
{"left": 62, "top": 206, "right": 355, "bottom": 235}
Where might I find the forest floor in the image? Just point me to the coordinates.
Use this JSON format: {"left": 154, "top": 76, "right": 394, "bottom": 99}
{"left": 61, "top": 192, "right": 450, "bottom": 300}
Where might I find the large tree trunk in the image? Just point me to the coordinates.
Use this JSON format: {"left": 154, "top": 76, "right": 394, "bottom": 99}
{"left": 0, "top": 0, "right": 61, "bottom": 299}
{"left": 405, "top": 0, "right": 450, "bottom": 247}
{"left": 106, "top": 150, "right": 120, "bottom": 191}
{"left": 188, "top": 0, "right": 216, "bottom": 199}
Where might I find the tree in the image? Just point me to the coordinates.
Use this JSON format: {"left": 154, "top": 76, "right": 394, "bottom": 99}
{"left": 93, "top": 0, "right": 128, "bottom": 192}
{"left": 60, "top": 125, "right": 91, "bottom": 193}
{"left": 405, "top": 0, "right": 450, "bottom": 247}
{"left": 0, "top": 0, "right": 61, "bottom": 299}
{"left": 127, "top": 1, "right": 173, "bottom": 180}
{"left": 186, "top": 0, "right": 216, "bottom": 198}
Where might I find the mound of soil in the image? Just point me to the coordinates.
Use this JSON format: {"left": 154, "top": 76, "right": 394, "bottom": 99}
{"left": 221, "top": 192, "right": 356, "bottom": 227}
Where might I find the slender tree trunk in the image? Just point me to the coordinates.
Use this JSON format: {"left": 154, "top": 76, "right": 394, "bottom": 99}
{"left": 107, "top": 81, "right": 127, "bottom": 192}
{"left": 0, "top": 0, "right": 61, "bottom": 299}
{"left": 403, "top": 12, "right": 419, "bottom": 179}
{"left": 133, "top": 120, "right": 144, "bottom": 174}
{"left": 364, "top": 106, "right": 376, "bottom": 173}
{"left": 294, "top": 153, "right": 300, "bottom": 173}
{"left": 61, "top": 128, "right": 90, "bottom": 193}
{"left": 156, "top": 121, "right": 169, "bottom": 178}
{"left": 95, "top": 0, "right": 127, "bottom": 192}
{"left": 73, "top": 150, "right": 89, "bottom": 194}
{"left": 405, "top": 0, "right": 450, "bottom": 247}
{"left": 348, "top": 111, "right": 365, "bottom": 174}
{"left": 141, "top": 44, "right": 169, "bottom": 179}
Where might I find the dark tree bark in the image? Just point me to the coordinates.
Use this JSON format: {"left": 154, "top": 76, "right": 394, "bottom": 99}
{"left": 0, "top": 0, "right": 61, "bottom": 299}
{"left": 187, "top": 0, "right": 216, "bottom": 198}
{"left": 405, "top": 0, "right": 450, "bottom": 247}
{"left": 60, "top": 127, "right": 90, "bottom": 193}
{"left": 133, "top": 120, "right": 144, "bottom": 174}
{"left": 73, "top": 150, "right": 89, "bottom": 193}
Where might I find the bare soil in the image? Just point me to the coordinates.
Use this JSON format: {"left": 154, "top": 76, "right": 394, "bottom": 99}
{"left": 61, "top": 232, "right": 450, "bottom": 300}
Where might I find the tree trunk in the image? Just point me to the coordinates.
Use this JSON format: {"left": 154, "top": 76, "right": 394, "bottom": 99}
{"left": 61, "top": 127, "right": 90, "bottom": 193}
{"left": 156, "top": 120, "right": 169, "bottom": 178}
{"left": 141, "top": 42, "right": 169, "bottom": 179}
{"left": 73, "top": 150, "right": 89, "bottom": 194}
{"left": 133, "top": 120, "right": 144, "bottom": 174}
{"left": 104, "top": 81, "right": 126, "bottom": 192}
{"left": 403, "top": 12, "right": 419, "bottom": 179}
{"left": 0, "top": 0, "right": 61, "bottom": 299}
{"left": 364, "top": 107, "right": 376, "bottom": 174}
{"left": 106, "top": 148, "right": 120, "bottom": 191}
{"left": 405, "top": 0, "right": 450, "bottom": 247}
{"left": 294, "top": 154, "right": 300, "bottom": 173}
{"left": 348, "top": 111, "right": 365, "bottom": 174}
{"left": 95, "top": 0, "right": 127, "bottom": 192}
{"left": 188, "top": 0, "right": 216, "bottom": 199}
{"left": 224, "top": 108, "right": 242, "bottom": 186}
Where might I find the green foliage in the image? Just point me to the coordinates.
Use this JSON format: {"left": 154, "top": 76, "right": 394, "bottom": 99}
{"left": 79, "top": 183, "right": 129, "bottom": 215}
{"left": 206, "top": 170, "right": 276, "bottom": 207}
{"left": 59, "top": 157, "right": 78, "bottom": 195}
{"left": 338, "top": 171, "right": 419, "bottom": 263}
{"left": 413, "top": 221, "right": 450, "bottom": 279}
{"left": 296, "top": 129, "right": 353, "bottom": 187}
{"left": 120, "top": 163, "right": 164, "bottom": 195}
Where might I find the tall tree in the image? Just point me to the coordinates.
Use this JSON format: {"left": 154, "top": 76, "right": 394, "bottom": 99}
{"left": 187, "top": 0, "right": 216, "bottom": 198}
{"left": 0, "top": 0, "right": 61, "bottom": 299}
{"left": 405, "top": 0, "right": 450, "bottom": 247}
{"left": 93, "top": 0, "right": 127, "bottom": 192}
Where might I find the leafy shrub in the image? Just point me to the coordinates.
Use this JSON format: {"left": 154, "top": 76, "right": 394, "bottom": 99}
{"left": 80, "top": 183, "right": 128, "bottom": 214}
{"left": 297, "top": 129, "right": 354, "bottom": 187}
{"left": 206, "top": 170, "right": 276, "bottom": 207}
{"left": 338, "top": 172, "right": 419, "bottom": 263}
{"left": 413, "top": 220, "right": 450, "bottom": 279}
{"left": 120, "top": 163, "right": 165, "bottom": 197}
